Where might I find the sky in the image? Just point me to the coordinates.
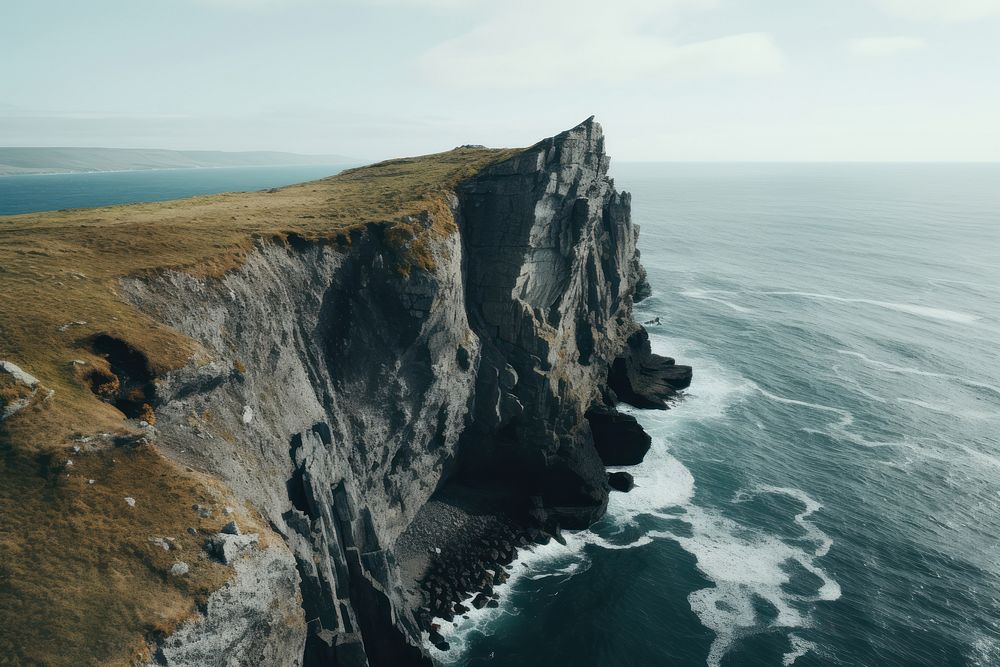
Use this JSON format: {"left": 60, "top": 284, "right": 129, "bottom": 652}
{"left": 1, "top": 0, "right": 999, "bottom": 161}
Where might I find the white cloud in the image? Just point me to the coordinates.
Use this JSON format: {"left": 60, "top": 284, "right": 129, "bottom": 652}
{"left": 874, "top": 0, "right": 1000, "bottom": 22}
{"left": 419, "top": 0, "right": 783, "bottom": 88}
{"left": 847, "top": 36, "right": 926, "bottom": 57}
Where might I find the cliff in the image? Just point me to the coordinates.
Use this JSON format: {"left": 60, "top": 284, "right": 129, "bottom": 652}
{"left": 0, "top": 118, "right": 690, "bottom": 666}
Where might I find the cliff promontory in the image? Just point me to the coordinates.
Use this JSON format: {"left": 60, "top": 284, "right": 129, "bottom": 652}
{"left": 0, "top": 118, "right": 690, "bottom": 666}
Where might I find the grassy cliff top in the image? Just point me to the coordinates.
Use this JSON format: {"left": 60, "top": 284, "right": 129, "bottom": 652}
{"left": 0, "top": 144, "right": 519, "bottom": 666}
{"left": 0, "top": 145, "right": 518, "bottom": 446}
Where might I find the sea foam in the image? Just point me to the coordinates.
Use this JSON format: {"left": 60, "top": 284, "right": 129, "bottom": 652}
{"left": 764, "top": 291, "right": 981, "bottom": 324}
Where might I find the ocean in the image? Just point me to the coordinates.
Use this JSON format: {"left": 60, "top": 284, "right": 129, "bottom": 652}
{"left": 0, "top": 164, "right": 350, "bottom": 216}
{"left": 4, "top": 162, "right": 998, "bottom": 666}
{"left": 432, "top": 163, "right": 1000, "bottom": 666}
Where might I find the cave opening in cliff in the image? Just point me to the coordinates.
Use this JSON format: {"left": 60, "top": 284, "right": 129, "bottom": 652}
{"left": 87, "top": 334, "right": 157, "bottom": 421}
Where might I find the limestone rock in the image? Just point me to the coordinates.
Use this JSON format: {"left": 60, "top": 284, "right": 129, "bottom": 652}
{"left": 0, "top": 360, "right": 42, "bottom": 421}
{"left": 206, "top": 533, "right": 259, "bottom": 564}
{"left": 148, "top": 544, "right": 304, "bottom": 666}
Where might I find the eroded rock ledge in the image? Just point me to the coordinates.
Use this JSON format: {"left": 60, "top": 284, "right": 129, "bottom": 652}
{"left": 119, "top": 117, "right": 689, "bottom": 666}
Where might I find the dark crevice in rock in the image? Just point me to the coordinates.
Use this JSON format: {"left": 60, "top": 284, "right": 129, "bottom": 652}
{"left": 87, "top": 334, "right": 156, "bottom": 419}
{"left": 287, "top": 434, "right": 315, "bottom": 518}
{"left": 312, "top": 422, "right": 333, "bottom": 446}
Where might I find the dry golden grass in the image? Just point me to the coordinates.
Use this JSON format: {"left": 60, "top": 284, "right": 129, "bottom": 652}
{"left": 0, "top": 440, "right": 253, "bottom": 666}
{"left": 0, "top": 145, "right": 520, "bottom": 665}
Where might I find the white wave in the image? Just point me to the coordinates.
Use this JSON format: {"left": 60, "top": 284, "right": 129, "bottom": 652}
{"left": 667, "top": 498, "right": 839, "bottom": 667}
{"left": 836, "top": 350, "right": 1000, "bottom": 400}
{"left": 764, "top": 291, "right": 980, "bottom": 324}
{"left": 428, "top": 539, "right": 584, "bottom": 663}
{"left": 606, "top": 452, "right": 695, "bottom": 517}
{"left": 928, "top": 277, "right": 1000, "bottom": 292}
{"left": 897, "top": 397, "right": 1000, "bottom": 421}
{"left": 437, "top": 335, "right": 841, "bottom": 667}
{"left": 750, "top": 381, "right": 854, "bottom": 429}
{"left": 836, "top": 349, "right": 946, "bottom": 378}
{"left": 831, "top": 364, "right": 888, "bottom": 403}
{"left": 955, "top": 442, "right": 1000, "bottom": 471}
{"left": 681, "top": 288, "right": 752, "bottom": 313}
{"left": 971, "top": 633, "right": 1000, "bottom": 666}
{"left": 783, "top": 634, "right": 817, "bottom": 665}
{"left": 754, "top": 485, "right": 833, "bottom": 559}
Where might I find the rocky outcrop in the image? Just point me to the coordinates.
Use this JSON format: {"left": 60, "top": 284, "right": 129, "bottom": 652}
{"left": 586, "top": 404, "right": 651, "bottom": 466}
{"left": 120, "top": 117, "right": 686, "bottom": 666}
{"left": 455, "top": 117, "right": 646, "bottom": 530}
{"left": 150, "top": 543, "right": 306, "bottom": 667}
{"left": 608, "top": 327, "right": 692, "bottom": 409}
{"left": 0, "top": 360, "right": 48, "bottom": 421}
{"left": 607, "top": 471, "right": 635, "bottom": 493}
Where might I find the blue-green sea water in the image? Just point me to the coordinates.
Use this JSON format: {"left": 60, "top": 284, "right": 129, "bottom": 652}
{"left": 4, "top": 162, "right": 997, "bottom": 666}
{"left": 433, "top": 163, "right": 1000, "bottom": 667}
{"left": 0, "top": 164, "right": 349, "bottom": 216}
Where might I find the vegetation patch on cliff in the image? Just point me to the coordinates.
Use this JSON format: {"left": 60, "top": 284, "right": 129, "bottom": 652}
{"left": 0, "top": 438, "right": 262, "bottom": 666}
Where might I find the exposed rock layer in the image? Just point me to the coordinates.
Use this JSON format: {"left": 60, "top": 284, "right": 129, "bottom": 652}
{"left": 122, "top": 118, "right": 686, "bottom": 666}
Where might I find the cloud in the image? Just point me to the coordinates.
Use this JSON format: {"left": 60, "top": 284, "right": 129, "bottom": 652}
{"left": 847, "top": 36, "right": 926, "bottom": 57}
{"left": 418, "top": 0, "right": 783, "bottom": 88}
{"left": 874, "top": 0, "right": 1000, "bottom": 22}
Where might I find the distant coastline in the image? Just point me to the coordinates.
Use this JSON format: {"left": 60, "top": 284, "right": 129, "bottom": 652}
{"left": 0, "top": 146, "right": 356, "bottom": 177}
{"left": 0, "top": 163, "right": 354, "bottom": 216}
{"left": 0, "top": 163, "right": 357, "bottom": 177}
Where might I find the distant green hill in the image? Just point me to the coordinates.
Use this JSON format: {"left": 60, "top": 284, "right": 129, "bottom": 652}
{"left": 0, "top": 147, "right": 356, "bottom": 175}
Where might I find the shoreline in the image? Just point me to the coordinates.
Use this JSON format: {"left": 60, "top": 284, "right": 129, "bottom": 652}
{"left": 395, "top": 483, "right": 565, "bottom": 653}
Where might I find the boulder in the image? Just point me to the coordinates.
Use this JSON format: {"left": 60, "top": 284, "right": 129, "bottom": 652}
{"left": 0, "top": 360, "right": 42, "bottom": 421}
{"left": 207, "top": 533, "right": 259, "bottom": 564}
{"left": 608, "top": 471, "right": 635, "bottom": 492}
{"left": 586, "top": 405, "right": 651, "bottom": 466}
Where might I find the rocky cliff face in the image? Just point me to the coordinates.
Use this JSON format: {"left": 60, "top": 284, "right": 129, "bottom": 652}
{"left": 120, "top": 118, "right": 687, "bottom": 666}
{"left": 456, "top": 119, "right": 645, "bottom": 529}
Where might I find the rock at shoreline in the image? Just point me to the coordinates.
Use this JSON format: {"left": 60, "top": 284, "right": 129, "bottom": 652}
{"left": 608, "top": 471, "right": 635, "bottom": 492}
{"left": 587, "top": 404, "right": 651, "bottom": 466}
{"left": 608, "top": 328, "right": 692, "bottom": 409}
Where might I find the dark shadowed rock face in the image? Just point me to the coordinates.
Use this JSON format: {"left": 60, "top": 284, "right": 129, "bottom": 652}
{"left": 125, "top": 118, "right": 687, "bottom": 667}
{"left": 608, "top": 327, "right": 693, "bottom": 409}
{"left": 587, "top": 404, "right": 652, "bottom": 466}
{"left": 455, "top": 116, "right": 646, "bottom": 530}
{"left": 608, "top": 471, "right": 636, "bottom": 493}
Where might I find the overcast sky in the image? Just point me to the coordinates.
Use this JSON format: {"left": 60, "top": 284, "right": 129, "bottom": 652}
{"left": 2, "top": 0, "right": 999, "bottom": 161}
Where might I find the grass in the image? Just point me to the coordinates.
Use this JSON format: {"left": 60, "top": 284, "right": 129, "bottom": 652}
{"left": 0, "top": 439, "right": 260, "bottom": 666}
{"left": 0, "top": 144, "right": 521, "bottom": 665}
